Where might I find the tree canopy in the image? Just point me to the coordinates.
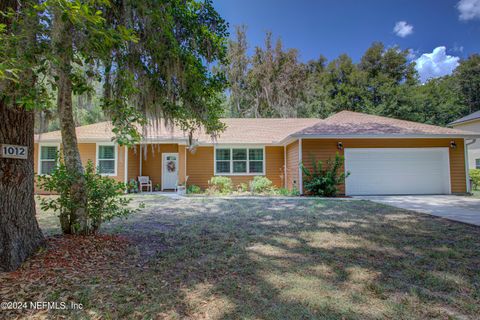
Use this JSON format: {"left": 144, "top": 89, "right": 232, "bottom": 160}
{"left": 223, "top": 27, "right": 480, "bottom": 126}
{"left": 1, "top": 0, "right": 230, "bottom": 258}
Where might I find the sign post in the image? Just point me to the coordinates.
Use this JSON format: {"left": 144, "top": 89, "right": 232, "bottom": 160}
{"left": 0, "top": 144, "right": 28, "bottom": 159}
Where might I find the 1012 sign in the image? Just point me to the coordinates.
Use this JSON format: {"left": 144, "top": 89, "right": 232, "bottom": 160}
{"left": 1, "top": 144, "right": 28, "bottom": 159}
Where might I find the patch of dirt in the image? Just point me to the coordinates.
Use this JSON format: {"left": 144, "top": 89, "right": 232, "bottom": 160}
{"left": 0, "top": 234, "right": 134, "bottom": 319}
{"left": 4, "top": 235, "right": 131, "bottom": 280}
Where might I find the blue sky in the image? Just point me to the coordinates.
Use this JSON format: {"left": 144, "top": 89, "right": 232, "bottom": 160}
{"left": 213, "top": 0, "right": 480, "bottom": 82}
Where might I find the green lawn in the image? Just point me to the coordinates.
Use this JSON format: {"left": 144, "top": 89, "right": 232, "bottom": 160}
{"left": 2, "top": 195, "right": 480, "bottom": 319}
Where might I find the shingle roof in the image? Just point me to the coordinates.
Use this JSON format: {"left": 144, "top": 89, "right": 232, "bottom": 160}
{"left": 196, "top": 118, "right": 322, "bottom": 144}
{"left": 35, "top": 111, "right": 480, "bottom": 145}
{"left": 35, "top": 118, "right": 322, "bottom": 144}
{"left": 450, "top": 110, "right": 480, "bottom": 126}
{"left": 292, "top": 111, "right": 480, "bottom": 138}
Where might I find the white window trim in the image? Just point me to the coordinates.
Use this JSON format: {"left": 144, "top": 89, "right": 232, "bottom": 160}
{"left": 38, "top": 142, "right": 60, "bottom": 176}
{"left": 214, "top": 145, "right": 265, "bottom": 176}
{"left": 96, "top": 142, "right": 118, "bottom": 176}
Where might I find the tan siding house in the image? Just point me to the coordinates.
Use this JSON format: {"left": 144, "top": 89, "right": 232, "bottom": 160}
{"left": 35, "top": 111, "right": 480, "bottom": 195}
{"left": 450, "top": 111, "right": 480, "bottom": 170}
{"left": 186, "top": 146, "right": 215, "bottom": 189}
{"left": 301, "top": 138, "right": 467, "bottom": 194}
{"left": 285, "top": 141, "right": 299, "bottom": 191}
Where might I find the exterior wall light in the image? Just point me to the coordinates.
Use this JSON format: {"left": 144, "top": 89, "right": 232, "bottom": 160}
{"left": 337, "top": 142, "right": 343, "bottom": 150}
{"left": 450, "top": 141, "right": 457, "bottom": 149}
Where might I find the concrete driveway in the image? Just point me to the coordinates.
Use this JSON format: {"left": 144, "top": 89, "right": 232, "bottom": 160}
{"left": 356, "top": 195, "right": 480, "bottom": 226}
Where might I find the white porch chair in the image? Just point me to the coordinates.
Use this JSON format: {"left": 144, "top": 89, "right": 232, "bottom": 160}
{"left": 138, "top": 176, "right": 152, "bottom": 192}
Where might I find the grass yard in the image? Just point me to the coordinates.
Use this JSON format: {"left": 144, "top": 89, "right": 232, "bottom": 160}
{"left": 2, "top": 195, "right": 480, "bottom": 319}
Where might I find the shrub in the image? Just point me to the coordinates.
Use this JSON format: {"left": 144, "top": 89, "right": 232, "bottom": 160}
{"left": 250, "top": 176, "right": 273, "bottom": 193}
{"left": 301, "top": 153, "right": 349, "bottom": 197}
{"left": 276, "top": 187, "right": 292, "bottom": 196}
{"left": 187, "top": 184, "right": 202, "bottom": 194}
{"left": 290, "top": 187, "right": 300, "bottom": 196}
{"left": 237, "top": 183, "right": 249, "bottom": 193}
{"left": 470, "top": 169, "right": 480, "bottom": 190}
{"left": 127, "top": 179, "right": 139, "bottom": 193}
{"left": 38, "top": 160, "right": 137, "bottom": 234}
{"left": 274, "top": 187, "right": 300, "bottom": 196}
{"left": 207, "top": 176, "right": 233, "bottom": 194}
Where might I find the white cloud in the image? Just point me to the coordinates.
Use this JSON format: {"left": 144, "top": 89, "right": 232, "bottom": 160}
{"left": 452, "top": 44, "right": 464, "bottom": 53}
{"left": 393, "top": 21, "right": 414, "bottom": 38}
{"left": 415, "top": 47, "right": 460, "bottom": 83}
{"left": 406, "top": 48, "right": 418, "bottom": 60}
{"left": 457, "top": 0, "right": 480, "bottom": 20}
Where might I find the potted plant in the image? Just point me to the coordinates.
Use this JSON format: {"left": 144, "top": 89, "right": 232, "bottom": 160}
{"left": 128, "top": 179, "right": 139, "bottom": 193}
{"left": 177, "top": 181, "right": 187, "bottom": 195}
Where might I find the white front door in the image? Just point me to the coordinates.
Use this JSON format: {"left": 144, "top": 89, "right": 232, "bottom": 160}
{"left": 162, "top": 153, "right": 178, "bottom": 190}
{"left": 344, "top": 148, "right": 451, "bottom": 196}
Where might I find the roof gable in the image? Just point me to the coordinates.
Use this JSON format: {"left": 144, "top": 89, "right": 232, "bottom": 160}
{"left": 293, "top": 111, "right": 479, "bottom": 137}
{"left": 450, "top": 111, "right": 480, "bottom": 126}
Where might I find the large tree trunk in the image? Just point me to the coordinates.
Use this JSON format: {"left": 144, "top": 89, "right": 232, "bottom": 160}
{"left": 0, "top": 0, "right": 44, "bottom": 272}
{"left": 52, "top": 9, "right": 89, "bottom": 235}
{"left": 0, "top": 103, "right": 45, "bottom": 271}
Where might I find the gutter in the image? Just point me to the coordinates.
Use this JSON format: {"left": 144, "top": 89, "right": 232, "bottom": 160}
{"left": 465, "top": 139, "right": 477, "bottom": 193}
{"left": 35, "top": 133, "right": 480, "bottom": 146}
{"left": 34, "top": 137, "right": 191, "bottom": 144}
{"left": 466, "top": 138, "right": 477, "bottom": 147}
{"left": 290, "top": 133, "right": 480, "bottom": 139}
{"left": 449, "top": 118, "right": 480, "bottom": 127}
{"left": 279, "top": 134, "right": 480, "bottom": 146}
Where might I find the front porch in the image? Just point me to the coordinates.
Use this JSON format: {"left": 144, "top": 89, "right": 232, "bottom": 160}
{"left": 126, "top": 143, "right": 187, "bottom": 191}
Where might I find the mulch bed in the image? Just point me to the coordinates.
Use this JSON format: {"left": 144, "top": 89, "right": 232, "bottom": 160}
{"left": 4, "top": 235, "right": 131, "bottom": 280}
{"left": 0, "top": 234, "right": 133, "bottom": 319}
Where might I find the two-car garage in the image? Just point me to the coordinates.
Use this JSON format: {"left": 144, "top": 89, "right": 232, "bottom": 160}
{"left": 295, "top": 112, "right": 471, "bottom": 196}
{"left": 344, "top": 148, "right": 451, "bottom": 196}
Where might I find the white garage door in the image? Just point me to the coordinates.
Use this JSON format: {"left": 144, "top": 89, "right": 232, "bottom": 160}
{"left": 344, "top": 148, "right": 451, "bottom": 196}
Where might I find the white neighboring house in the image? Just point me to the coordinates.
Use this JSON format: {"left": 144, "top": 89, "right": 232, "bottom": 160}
{"left": 451, "top": 111, "right": 480, "bottom": 170}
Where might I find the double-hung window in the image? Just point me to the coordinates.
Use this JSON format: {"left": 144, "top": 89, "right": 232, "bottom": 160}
{"left": 39, "top": 144, "right": 59, "bottom": 175}
{"left": 97, "top": 144, "right": 117, "bottom": 175}
{"left": 248, "top": 148, "right": 264, "bottom": 173}
{"left": 216, "top": 149, "right": 231, "bottom": 174}
{"left": 215, "top": 147, "right": 264, "bottom": 175}
{"left": 476, "top": 159, "right": 480, "bottom": 169}
{"left": 233, "top": 149, "right": 247, "bottom": 173}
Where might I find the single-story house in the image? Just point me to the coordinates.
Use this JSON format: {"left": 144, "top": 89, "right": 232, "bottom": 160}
{"left": 450, "top": 110, "right": 480, "bottom": 170}
{"left": 34, "top": 111, "right": 480, "bottom": 196}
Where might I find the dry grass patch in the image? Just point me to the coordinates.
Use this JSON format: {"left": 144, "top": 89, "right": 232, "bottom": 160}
{"left": 1, "top": 195, "right": 479, "bottom": 319}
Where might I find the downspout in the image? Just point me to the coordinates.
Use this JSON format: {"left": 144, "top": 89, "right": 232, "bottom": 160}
{"left": 298, "top": 138, "right": 303, "bottom": 195}
{"left": 124, "top": 146, "right": 128, "bottom": 184}
{"left": 284, "top": 145, "right": 287, "bottom": 189}
{"left": 139, "top": 144, "right": 143, "bottom": 176}
{"left": 465, "top": 139, "right": 476, "bottom": 193}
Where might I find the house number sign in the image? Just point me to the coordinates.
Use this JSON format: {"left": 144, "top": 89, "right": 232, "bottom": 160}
{"left": 0, "top": 144, "right": 28, "bottom": 159}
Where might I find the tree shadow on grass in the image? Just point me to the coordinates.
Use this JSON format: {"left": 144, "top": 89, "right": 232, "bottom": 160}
{"left": 98, "top": 197, "right": 480, "bottom": 319}
{"left": 24, "top": 197, "right": 480, "bottom": 319}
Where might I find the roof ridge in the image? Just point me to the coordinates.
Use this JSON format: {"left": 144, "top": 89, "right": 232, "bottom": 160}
{"left": 324, "top": 110, "right": 365, "bottom": 120}
{"left": 219, "top": 117, "right": 321, "bottom": 120}
{"left": 326, "top": 110, "right": 452, "bottom": 130}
